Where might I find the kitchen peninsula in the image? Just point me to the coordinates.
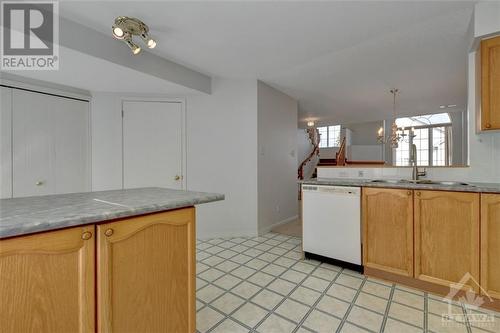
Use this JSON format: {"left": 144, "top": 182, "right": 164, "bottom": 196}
{"left": 0, "top": 187, "right": 224, "bottom": 333}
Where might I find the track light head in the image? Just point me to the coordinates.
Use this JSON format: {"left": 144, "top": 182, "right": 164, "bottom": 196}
{"left": 111, "top": 16, "right": 156, "bottom": 54}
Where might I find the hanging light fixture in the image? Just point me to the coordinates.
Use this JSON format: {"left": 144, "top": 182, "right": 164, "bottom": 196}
{"left": 111, "top": 16, "right": 157, "bottom": 55}
{"left": 377, "top": 88, "right": 404, "bottom": 148}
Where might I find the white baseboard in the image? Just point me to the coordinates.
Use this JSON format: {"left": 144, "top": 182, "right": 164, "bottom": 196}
{"left": 258, "top": 215, "right": 299, "bottom": 235}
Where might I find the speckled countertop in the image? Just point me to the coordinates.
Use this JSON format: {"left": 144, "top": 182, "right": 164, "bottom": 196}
{"left": 0, "top": 187, "right": 224, "bottom": 239}
{"left": 300, "top": 178, "right": 500, "bottom": 193}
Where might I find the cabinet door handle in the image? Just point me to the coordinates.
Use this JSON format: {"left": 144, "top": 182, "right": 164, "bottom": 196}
{"left": 82, "top": 231, "right": 92, "bottom": 240}
{"left": 35, "top": 181, "right": 44, "bottom": 186}
{"left": 104, "top": 229, "right": 114, "bottom": 237}
{"left": 407, "top": 191, "right": 412, "bottom": 196}
{"left": 485, "top": 123, "right": 492, "bottom": 129}
{"left": 416, "top": 192, "right": 421, "bottom": 196}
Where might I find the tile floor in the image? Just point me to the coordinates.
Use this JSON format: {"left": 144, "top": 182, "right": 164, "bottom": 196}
{"left": 196, "top": 232, "right": 500, "bottom": 333}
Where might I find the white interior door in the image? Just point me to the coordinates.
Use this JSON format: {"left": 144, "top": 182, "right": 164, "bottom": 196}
{"left": 122, "top": 101, "right": 184, "bottom": 190}
{"left": 12, "top": 89, "right": 90, "bottom": 197}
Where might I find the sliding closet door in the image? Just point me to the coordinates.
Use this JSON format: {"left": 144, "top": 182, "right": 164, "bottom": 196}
{"left": 12, "top": 89, "right": 90, "bottom": 197}
{"left": 122, "top": 101, "right": 184, "bottom": 190}
{"left": 0, "top": 87, "right": 13, "bottom": 198}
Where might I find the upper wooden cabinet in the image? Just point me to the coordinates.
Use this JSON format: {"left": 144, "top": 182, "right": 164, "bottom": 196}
{"left": 0, "top": 226, "right": 95, "bottom": 333}
{"left": 362, "top": 188, "right": 414, "bottom": 277}
{"left": 481, "top": 194, "right": 500, "bottom": 299}
{"left": 97, "top": 208, "right": 196, "bottom": 333}
{"left": 481, "top": 35, "right": 500, "bottom": 131}
{"left": 414, "top": 190, "right": 480, "bottom": 292}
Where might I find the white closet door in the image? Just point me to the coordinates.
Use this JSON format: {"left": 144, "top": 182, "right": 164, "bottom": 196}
{"left": 0, "top": 87, "right": 13, "bottom": 198}
{"left": 123, "top": 101, "right": 184, "bottom": 190}
{"left": 12, "top": 90, "right": 90, "bottom": 197}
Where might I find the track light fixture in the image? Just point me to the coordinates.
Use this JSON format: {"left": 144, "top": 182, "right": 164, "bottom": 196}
{"left": 112, "top": 16, "right": 157, "bottom": 55}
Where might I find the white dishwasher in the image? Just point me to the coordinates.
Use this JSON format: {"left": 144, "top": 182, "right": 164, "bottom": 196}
{"left": 302, "top": 184, "right": 362, "bottom": 271}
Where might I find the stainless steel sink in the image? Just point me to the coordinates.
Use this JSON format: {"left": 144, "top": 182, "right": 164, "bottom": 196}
{"left": 370, "top": 179, "right": 474, "bottom": 187}
{"left": 370, "top": 179, "right": 411, "bottom": 184}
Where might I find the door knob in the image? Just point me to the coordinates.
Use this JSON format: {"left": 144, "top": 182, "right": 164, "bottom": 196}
{"left": 104, "top": 229, "right": 114, "bottom": 237}
{"left": 35, "top": 181, "right": 44, "bottom": 186}
{"left": 486, "top": 123, "right": 492, "bottom": 129}
{"left": 175, "top": 175, "right": 181, "bottom": 181}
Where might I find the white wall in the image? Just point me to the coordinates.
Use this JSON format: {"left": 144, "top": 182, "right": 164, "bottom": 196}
{"left": 90, "top": 79, "right": 259, "bottom": 239}
{"left": 187, "top": 79, "right": 259, "bottom": 238}
{"left": 257, "top": 81, "right": 298, "bottom": 234}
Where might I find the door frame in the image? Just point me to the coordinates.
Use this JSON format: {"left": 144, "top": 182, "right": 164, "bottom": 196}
{"left": 121, "top": 98, "right": 187, "bottom": 190}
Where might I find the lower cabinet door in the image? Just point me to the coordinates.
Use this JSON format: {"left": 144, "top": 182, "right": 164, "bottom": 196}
{"left": 414, "top": 190, "right": 480, "bottom": 292}
{"left": 97, "top": 208, "right": 196, "bottom": 333}
{"left": 362, "top": 188, "right": 414, "bottom": 277}
{"left": 481, "top": 194, "right": 500, "bottom": 299}
{"left": 0, "top": 226, "right": 95, "bottom": 333}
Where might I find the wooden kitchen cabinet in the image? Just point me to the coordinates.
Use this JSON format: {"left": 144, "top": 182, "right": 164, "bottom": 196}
{"left": 362, "top": 188, "right": 414, "bottom": 277}
{"left": 0, "top": 226, "right": 95, "bottom": 333}
{"left": 481, "top": 35, "right": 500, "bottom": 131}
{"left": 414, "top": 190, "right": 480, "bottom": 292}
{"left": 97, "top": 207, "right": 196, "bottom": 333}
{"left": 481, "top": 194, "right": 500, "bottom": 299}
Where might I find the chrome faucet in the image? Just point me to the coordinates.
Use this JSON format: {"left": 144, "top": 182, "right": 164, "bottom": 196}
{"left": 410, "top": 144, "right": 427, "bottom": 181}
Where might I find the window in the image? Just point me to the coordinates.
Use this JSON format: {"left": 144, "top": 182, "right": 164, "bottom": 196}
{"left": 393, "top": 113, "right": 452, "bottom": 166}
{"left": 318, "top": 125, "right": 341, "bottom": 148}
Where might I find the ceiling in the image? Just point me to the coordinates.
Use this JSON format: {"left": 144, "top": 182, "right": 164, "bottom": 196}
{"left": 59, "top": 1, "right": 475, "bottom": 125}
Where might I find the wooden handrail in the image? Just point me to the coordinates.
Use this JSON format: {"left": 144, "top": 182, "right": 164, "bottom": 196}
{"left": 298, "top": 128, "right": 320, "bottom": 180}
{"left": 336, "top": 137, "right": 347, "bottom": 166}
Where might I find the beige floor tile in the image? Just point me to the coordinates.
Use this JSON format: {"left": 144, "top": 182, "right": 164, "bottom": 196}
{"left": 347, "top": 306, "right": 384, "bottom": 332}
{"left": 262, "top": 264, "right": 288, "bottom": 276}
{"left": 268, "top": 278, "right": 296, "bottom": 296}
{"left": 275, "top": 299, "right": 310, "bottom": 323}
{"left": 303, "top": 309, "right": 342, "bottom": 333}
{"left": 361, "top": 281, "right": 392, "bottom": 299}
{"left": 392, "top": 289, "right": 425, "bottom": 309}
{"left": 257, "top": 314, "right": 297, "bottom": 333}
{"left": 258, "top": 252, "right": 279, "bottom": 262}
{"left": 243, "top": 249, "right": 263, "bottom": 258}
{"left": 247, "top": 271, "right": 275, "bottom": 287}
{"left": 232, "top": 303, "right": 269, "bottom": 328}
{"left": 292, "top": 262, "right": 316, "bottom": 274}
{"left": 302, "top": 276, "right": 330, "bottom": 292}
{"left": 281, "top": 269, "right": 307, "bottom": 284}
{"left": 211, "top": 293, "right": 245, "bottom": 314}
{"left": 231, "top": 266, "right": 257, "bottom": 279}
{"left": 326, "top": 283, "right": 358, "bottom": 302}
{"left": 269, "top": 247, "right": 288, "bottom": 256}
{"left": 274, "top": 257, "right": 297, "bottom": 268}
{"left": 198, "top": 268, "right": 225, "bottom": 282}
{"left": 336, "top": 273, "right": 364, "bottom": 289}
{"left": 319, "top": 262, "right": 342, "bottom": 271}
{"left": 197, "top": 285, "right": 225, "bottom": 303}
{"left": 231, "top": 281, "right": 262, "bottom": 299}
{"left": 340, "top": 322, "right": 371, "bottom": 333}
{"left": 251, "top": 289, "right": 284, "bottom": 310}
{"left": 428, "top": 313, "right": 468, "bottom": 333}
{"left": 197, "top": 307, "right": 225, "bottom": 332}
{"left": 428, "top": 299, "right": 462, "bottom": 316}
{"left": 384, "top": 318, "right": 424, "bottom": 333}
{"left": 388, "top": 302, "right": 424, "bottom": 327}
{"left": 213, "top": 274, "right": 242, "bottom": 290}
{"left": 231, "top": 254, "right": 253, "bottom": 264}
{"left": 218, "top": 249, "right": 238, "bottom": 259}
{"left": 197, "top": 262, "right": 210, "bottom": 273}
{"left": 197, "top": 277, "right": 208, "bottom": 290}
{"left": 245, "top": 258, "right": 268, "bottom": 270}
{"left": 312, "top": 267, "right": 339, "bottom": 280}
{"left": 215, "top": 260, "right": 240, "bottom": 272}
{"left": 355, "top": 292, "right": 389, "bottom": 314}
{"left": 290, "top": 286, "right": 322, "bottom": 306}
{"left": 316, "top": 295, "right": 350, "bottom": 318}
{"left": 211, "top": 319, "right": 249, "bottom": 333}
{"left": 196, "top": 300, "right": 204, "bottom": 311}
